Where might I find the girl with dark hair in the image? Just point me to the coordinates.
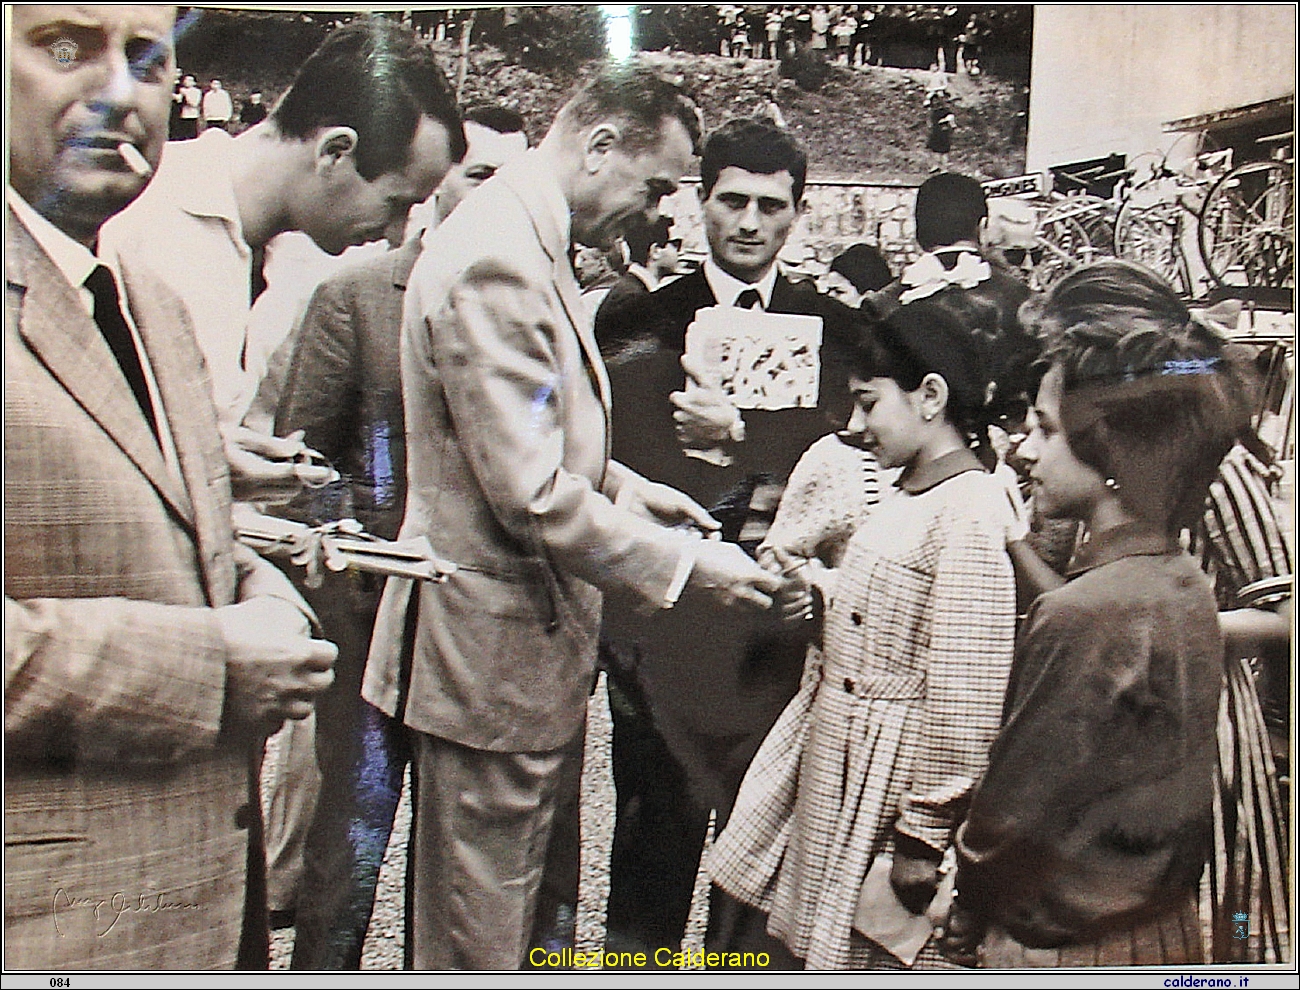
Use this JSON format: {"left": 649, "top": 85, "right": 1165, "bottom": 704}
{"left": 708, "top": 300, "right": 1022, "bottom": 969}
{"left": 944, "top": 260, "right": 1263, "bottom": 966}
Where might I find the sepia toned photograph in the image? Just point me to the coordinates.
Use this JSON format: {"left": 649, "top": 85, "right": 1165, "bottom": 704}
{"left": 4, "top": 3, "right": 1294, "bottom": 981}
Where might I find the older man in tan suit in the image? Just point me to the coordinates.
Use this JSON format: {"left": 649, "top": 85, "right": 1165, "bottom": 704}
{"left": 364, "top": 68, "right": 782, "bottom": 968}
{"left": 5, "top": 6, "right": 335, "bottom": 969}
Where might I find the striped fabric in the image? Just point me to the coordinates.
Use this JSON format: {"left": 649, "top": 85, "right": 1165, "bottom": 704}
{"left": 1191, "top": 443, "right": 1292, "bottom": 963}
{"left": 1192, "top": 444, "right": 1292, "bottom": 608}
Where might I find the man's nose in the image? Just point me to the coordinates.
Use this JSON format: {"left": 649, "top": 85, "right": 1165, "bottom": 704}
{"left": 737, "top": 200, "right": 762, "bottom": 231}
{"left": 88, "top": 50, "right": 144, "bottom": 122}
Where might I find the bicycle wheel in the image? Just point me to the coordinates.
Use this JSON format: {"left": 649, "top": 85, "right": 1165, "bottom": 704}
{"left": 1114, "top": 197, "right": 1189, "bottom": 295}
{"left": 1198, "top": 160, "right": 1294, "bottom": 289}
{"left": 1031, "top": 199, "right": 1104, "bottom": 291}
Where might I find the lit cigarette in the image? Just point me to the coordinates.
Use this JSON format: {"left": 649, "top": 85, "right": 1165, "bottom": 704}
{"left": 117, "top": 142, "right": 152, "bottom": 177}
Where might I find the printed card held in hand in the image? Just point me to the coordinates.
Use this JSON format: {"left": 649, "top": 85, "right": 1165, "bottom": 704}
{"left": 685, "top": 306, "right": 823, "bottom": 411}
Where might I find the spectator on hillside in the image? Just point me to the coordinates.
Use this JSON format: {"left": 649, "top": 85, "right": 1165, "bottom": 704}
{"left": 853, "top": 7, "right": 875, "bottom": 66}
{"left": 765, "top": 8, "right": 785, "bottom": 59}
{"left": 833, "top": 11, "right": 857, "bottom": 64}
{"left": 240, "top": 90, "right": 269, "bottom": 130}
{"left": 175, "top": 72, "right": 202, "bottom": 140}
{"left": 203, "top": 78, "right": 234, "bottom": 131}
{"left": 926, "top": 84, "right": 955, "bottom": 157}
{"left": 811, "top": 5, "right": 830, "bottom": 50}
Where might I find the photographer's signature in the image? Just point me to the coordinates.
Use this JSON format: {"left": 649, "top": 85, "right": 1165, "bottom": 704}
{"left": 53, "top": 887, "right": 201, "bottom": 937}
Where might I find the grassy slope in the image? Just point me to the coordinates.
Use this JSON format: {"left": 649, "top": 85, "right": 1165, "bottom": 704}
{"left": 455, "top": 47, "right": 1026, "bottom": 183}
{"left": 206, "top": 32, "right": 1026, "bottom": 184}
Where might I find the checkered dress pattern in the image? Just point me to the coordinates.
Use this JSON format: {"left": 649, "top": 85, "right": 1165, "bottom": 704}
{"left": 710, "top": 469, "right": 1015, "bottom": 969}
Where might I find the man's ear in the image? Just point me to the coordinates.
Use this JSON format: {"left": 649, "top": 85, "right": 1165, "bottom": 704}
{"left": 313, "top": 126, "right": 360, "bottom": 175}
{"left": 797, "top": 197, "right": 809, "bottom": 216}
{"left": 583, "top": 122, "right": 621, "bottom": 174}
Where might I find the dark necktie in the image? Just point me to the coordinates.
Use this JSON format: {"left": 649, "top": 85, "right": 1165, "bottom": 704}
{"left": 85, "top": 265, "right": 159, "bottom": 440}
{"left": 735, "top": 287, "right": 762, "bottom": 309}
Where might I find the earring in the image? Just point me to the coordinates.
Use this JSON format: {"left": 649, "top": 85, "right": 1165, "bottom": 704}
{"left": 1104, "top": 477, "right": 1119, "bottom": 490}
{"left": 923, "top": 412, "right": 934, "bottom": 422}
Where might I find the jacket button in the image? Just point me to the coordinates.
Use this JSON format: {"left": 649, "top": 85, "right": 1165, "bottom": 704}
{"left": 843, "top": 677, "right": 855, "bottom": 693}
{"left": 851, "top": 611, "right": 863, "bottom": 625}
{"left": 234, "top": 804, "right": 254, "bottom": 830}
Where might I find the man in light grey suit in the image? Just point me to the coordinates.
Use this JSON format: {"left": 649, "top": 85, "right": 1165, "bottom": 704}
{"left": 363, "top": 67, "right": 781, "bottom": 969}
{"left": 5, "top": 6, "right": 335, "bottom": 969}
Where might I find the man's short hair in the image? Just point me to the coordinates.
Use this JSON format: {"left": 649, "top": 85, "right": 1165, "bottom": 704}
{"left": 914, "top": 172, "right": 987, "bottom": 250}
{"left": 623, "top": 215, "right": 674, "bottom": 265}
{"left": 463, "top": 103, "right": 527, "bottom": 137}
{"left": 699, "top": 117, "right": 808, "bottom": 202}
{"left": 271, "top": 17, "right": 467, "bottom": 181}
{"left": 830, "top": 243, "right": 894, "bottom": 293}
{"left": 555, "top": 66, "right": 701, "bottom": 156}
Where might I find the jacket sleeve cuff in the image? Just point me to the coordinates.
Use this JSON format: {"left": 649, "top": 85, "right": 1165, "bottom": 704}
{"left": 662, "top": 543, "right": 696, "bottom": 608}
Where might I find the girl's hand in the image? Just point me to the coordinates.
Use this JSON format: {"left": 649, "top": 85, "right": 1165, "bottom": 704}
{"left": 890, "top": 852, "right": 940, "bottom": 914}
{"left": 890, "top": 832, "right": 943, "bottom": 914}
{"left": 767, "top": 546, "right": 817, "bottom": 625}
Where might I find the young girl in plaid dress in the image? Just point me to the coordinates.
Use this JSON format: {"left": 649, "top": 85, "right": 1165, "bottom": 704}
{"left": 708, "top": 299, "right": 1023, "bottom": 968}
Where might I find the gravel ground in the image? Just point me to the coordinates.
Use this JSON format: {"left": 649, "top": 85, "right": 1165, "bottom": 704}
{"left": 270, "top": 672, "right": 711, "bottom": 970}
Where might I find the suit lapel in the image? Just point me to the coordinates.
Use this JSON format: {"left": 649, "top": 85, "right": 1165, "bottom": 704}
{"left": 768, "top": 272, "right": 798, "bottom": 313}
{"left": 8, "top": 216, "right": 195, "bottom": 527}
{"left": 120, "top": 265, "right": 245, "bottom": 590}
{"left": 664, "top": 269, "right": 716, "bottom": 348}
{"left": 555, "top": 258, "right": 614, "bottom": 413}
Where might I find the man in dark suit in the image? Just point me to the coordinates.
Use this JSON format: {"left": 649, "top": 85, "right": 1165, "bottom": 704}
{"left": 595, "top": 213, "right": 680, "bottom": 328}
{"left": 5, "top": 5, "right": 335, "bottom": 968}
{"left": 594, "top": 117, "right": 864, "bottom": 958}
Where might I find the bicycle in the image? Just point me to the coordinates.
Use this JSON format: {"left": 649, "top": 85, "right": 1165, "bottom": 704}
{"left": 1111, "top": 146, "right": 1232, "bottom": 298}
{"left": 1198, "top": 134, "right": 1294, "bottom": 291}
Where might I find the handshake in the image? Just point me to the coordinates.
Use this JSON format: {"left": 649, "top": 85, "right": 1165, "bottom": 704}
{"left": 686, "top": 540, "right": 821, "bottom": 624}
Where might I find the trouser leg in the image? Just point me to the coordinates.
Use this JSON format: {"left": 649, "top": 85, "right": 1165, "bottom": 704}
{"left": 526, "top": 730, "right": 584, "bottom": 960}
{"left": 603, "top": 669, "right": 711, "bottom": 960}
{"left": 290, "top": 702, "right": 407, "bottom": 968}
{"left": 409, "top": 732, "right": 569, "bottom": 969}
{"left": 290, "top": 573, "right": 407, "bottom": 969}
{"left": 262, "top": 712, "right": 321, "bottom": 921}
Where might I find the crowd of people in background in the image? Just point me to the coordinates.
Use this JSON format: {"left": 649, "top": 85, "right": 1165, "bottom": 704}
{"left": 6, "top": 6, "right": 1290, "bottom": 976}
{"left": 170, "top": 70, "right": 267, "bottom": 139}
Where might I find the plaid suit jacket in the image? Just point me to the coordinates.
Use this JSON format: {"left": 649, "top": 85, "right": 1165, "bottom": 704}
{"left": 4, "top": 206, "right": 295, "bottom": 968}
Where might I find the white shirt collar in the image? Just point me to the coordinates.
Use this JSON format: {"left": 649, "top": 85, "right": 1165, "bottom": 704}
{"left": 703, "top": 255, "right": 778, "bottom": 308}
{"left": 8, "top": 187, "right": 99, "bottom": 311}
